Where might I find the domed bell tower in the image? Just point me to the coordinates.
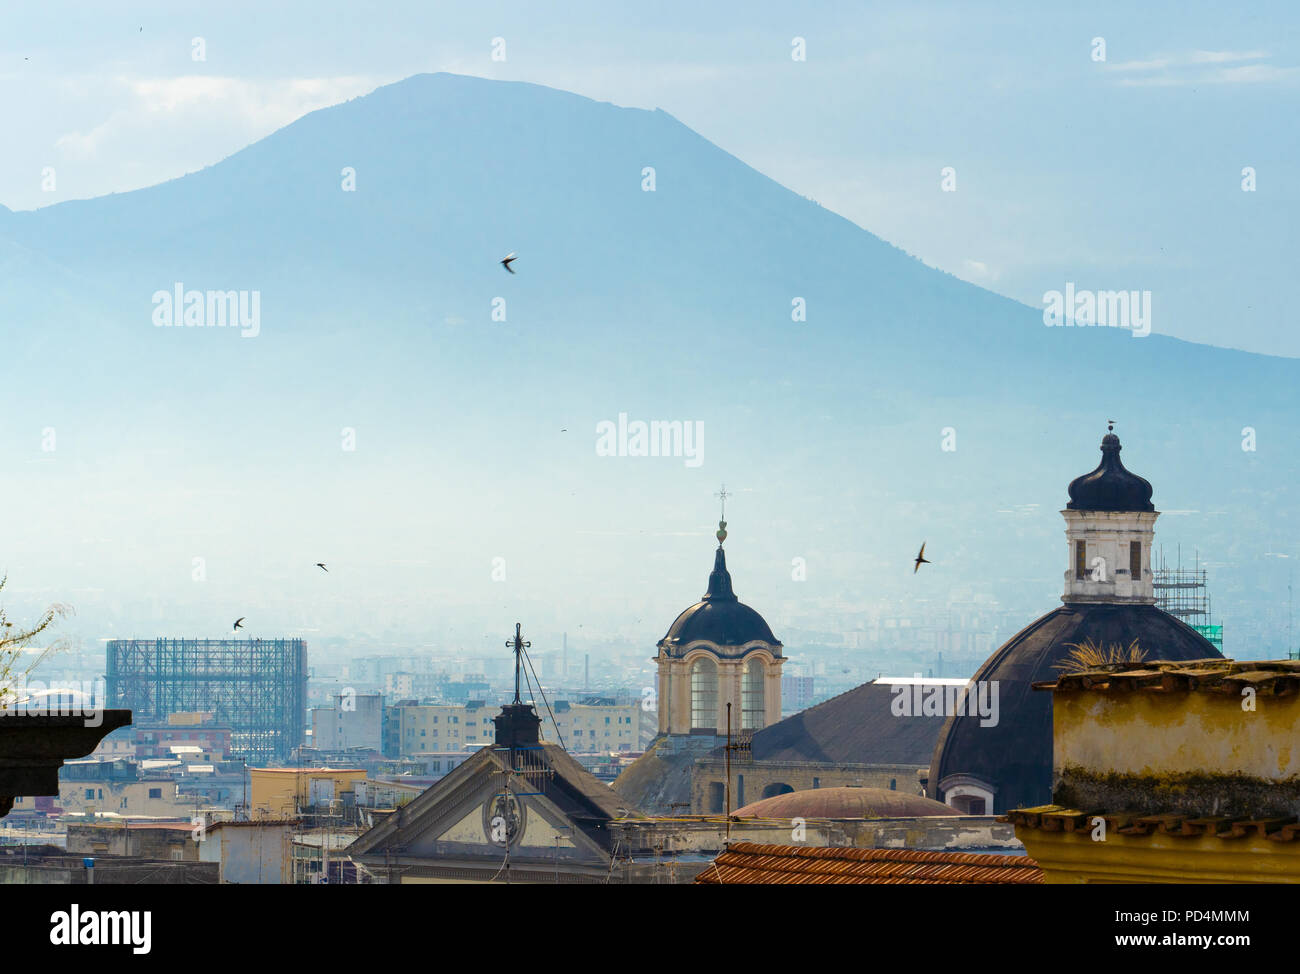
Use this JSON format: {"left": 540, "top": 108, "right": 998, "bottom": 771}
{"left": 653, "top": 489, "right": 784, "bottom": 738}
{"left": 1062, "top": 425, "right": 1157, "bottom": 605}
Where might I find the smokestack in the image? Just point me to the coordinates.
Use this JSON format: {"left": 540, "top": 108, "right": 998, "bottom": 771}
{"left": 584, "top": 653, "right": 589, "bottom": 690}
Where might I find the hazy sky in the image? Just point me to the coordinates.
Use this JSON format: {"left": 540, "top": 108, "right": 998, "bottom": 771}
{"left": 2, "top": 1, "right": 1297, "bottom": 354}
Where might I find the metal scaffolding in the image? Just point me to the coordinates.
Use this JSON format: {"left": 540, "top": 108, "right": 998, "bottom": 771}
{"left": 1153, "top": 548, "right": 1223, "bottom": 652}
{"left": 106, "top": 638, "right": 307, "bottom": 763}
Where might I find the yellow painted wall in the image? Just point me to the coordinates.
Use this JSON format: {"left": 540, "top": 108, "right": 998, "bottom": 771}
{"left": 167, "top": 711, "right": 213, "bottom": 726}
{"left": 249, "top": 768, "right": 367, "bottom": 816}
{"left": 1018, "top": 827, "right": 1300, "bottom": 883}
{"left": 1016, "top": 676, "right": 1300, "bottom": 882}
{"left": 1054, "top": 689, "right": 1300, "bottom": 780}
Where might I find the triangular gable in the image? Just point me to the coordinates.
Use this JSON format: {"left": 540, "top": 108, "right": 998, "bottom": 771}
{"left": 349, "top": 745, "right": 615, "bottom": 867}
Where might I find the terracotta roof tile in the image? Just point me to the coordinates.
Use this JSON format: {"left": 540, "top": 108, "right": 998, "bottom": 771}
{"left": 1040, "top": 658, "right": 1300, "bottom": 695}
{"left": 694, "top": 842, "right": 1042, "bottom": 885}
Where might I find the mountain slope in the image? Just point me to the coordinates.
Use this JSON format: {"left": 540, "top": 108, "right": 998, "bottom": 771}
{"left": 0, "top": 73, "right": 1291, "bottom": 652}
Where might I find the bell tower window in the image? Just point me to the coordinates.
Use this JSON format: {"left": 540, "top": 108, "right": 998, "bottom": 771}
{"left": 690, "top": 658, "right": 718, "bottom": 731}
{"left": 742, "top": 658, "right": 765, "bottom": 730}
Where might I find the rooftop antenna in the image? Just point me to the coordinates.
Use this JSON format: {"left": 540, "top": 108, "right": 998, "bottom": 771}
{"left": 721, "top": 702, "right": 752, "bottom": 842}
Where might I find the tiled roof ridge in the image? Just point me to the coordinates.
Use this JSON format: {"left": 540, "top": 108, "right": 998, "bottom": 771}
{"left": 1036, "top": 657, "right": 1300, "bottom": 694}
{"left": 724, "top": 840, "right": 1034, "bottom": 867}
{"left": 697, "top": 842, "right": 1043, "bottom": 884}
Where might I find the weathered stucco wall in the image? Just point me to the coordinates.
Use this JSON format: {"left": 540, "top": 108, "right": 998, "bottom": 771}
{"left": 1055, "top": 689, "right": 1300, "bottom": 780}
{"left": 1052, "top": 688, "right": 1300, "bottom": 817}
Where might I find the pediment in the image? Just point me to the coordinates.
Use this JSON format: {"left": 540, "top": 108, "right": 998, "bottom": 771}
{"left": 350, "top": 747, "right": 612, "bottom": 867}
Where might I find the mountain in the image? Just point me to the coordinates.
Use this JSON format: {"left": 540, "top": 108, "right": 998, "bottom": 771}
{"left": 0, "top": 73, "right": 1292, "bottom": 654}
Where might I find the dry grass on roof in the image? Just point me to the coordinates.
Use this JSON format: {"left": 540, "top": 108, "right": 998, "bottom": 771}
{"left": 1054, "top": 637, "right": 1146, "bottom": 675}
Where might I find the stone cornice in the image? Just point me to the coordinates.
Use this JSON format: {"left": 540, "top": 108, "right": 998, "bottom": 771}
{"left": 0, "top": 710, "right": 133, "bottom": 817}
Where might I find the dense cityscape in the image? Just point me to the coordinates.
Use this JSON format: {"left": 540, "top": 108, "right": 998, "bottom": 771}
{"left": 0, "top": 0, "right": 1291, "bottom": 958}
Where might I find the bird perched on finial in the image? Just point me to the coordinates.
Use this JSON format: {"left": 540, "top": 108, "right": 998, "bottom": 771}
{"left": 914, "top": 543, "right": 931, "bottom": 574}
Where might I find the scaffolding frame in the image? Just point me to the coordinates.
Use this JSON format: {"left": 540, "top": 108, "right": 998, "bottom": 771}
{"left": 1153, "top": 548, "right": 1222, "bottom": 652}
{"left": 106, "top": 638, "right": 307, "bottom": 763}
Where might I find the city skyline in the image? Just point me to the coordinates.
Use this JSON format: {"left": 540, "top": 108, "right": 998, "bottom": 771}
{"left": 3, "top": 2, "right": 1297, "bottom": 916}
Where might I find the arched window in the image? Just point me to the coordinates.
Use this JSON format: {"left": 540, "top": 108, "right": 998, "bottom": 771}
{"left": 690, "top": 658, "right": 718, "bottom": 731}
{"left": 742, "top": 658, "right": 765, "bottom": 730}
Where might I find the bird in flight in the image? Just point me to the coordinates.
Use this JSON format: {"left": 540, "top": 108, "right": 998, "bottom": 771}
{"left": 316, "top": 563, "right": 328, "bottom": 572}
{"left": 233, "top": 617, "right": 245, "bottom": 631}
{"left": 913, "top": 543, "right": 931, "bottom": 574}
{"left": 500, "top": 252, "right": 517, "bottom": 274}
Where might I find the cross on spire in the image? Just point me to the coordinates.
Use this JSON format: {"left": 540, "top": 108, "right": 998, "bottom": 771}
{"left": 506, "top": 622, "right": 531, "bottom": 705}
{"left": 715, "top": 484, "right": 731, "bottom": 521}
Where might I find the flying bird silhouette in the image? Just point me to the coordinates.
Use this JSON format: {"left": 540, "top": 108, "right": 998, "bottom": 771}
{"left": 500, "top": 252, "right": 517, "bottom": 274}
{"left": 913, "top": 543, "right": 931, "bottom": 574}
{"left": 316, "top": 563, "right": 328, "bottom": 572}
{"left": 233, "top": 617, "right": 245, "bottom": 631}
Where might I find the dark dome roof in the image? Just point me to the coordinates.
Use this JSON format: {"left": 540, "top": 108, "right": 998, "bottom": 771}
{"left": 1067, "top": 433, "right": 1154, "bottom": 512}
{"left": 659, "top": 547, "right": 781, "bottom": 655}
{"left": 734, "top": 786, "right": 952, "bottom": 820}
{"left": 928, "top": 603, "right": 1222, "bottom": 813}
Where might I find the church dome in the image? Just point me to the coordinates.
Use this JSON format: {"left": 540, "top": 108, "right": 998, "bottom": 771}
{"left": 1067, "top": 432, "right": 1154, "bottom": 512}
{"left": 733, "top": 786, "right": 952, "bottom": 819}
{"left": 659, "top": 547, "right": 781, "bottom": 656}
{"left": 928, "top": 603, "right": 1221, "bottom": 813}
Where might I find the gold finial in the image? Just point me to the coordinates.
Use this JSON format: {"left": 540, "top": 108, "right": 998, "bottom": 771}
{"left": 715, "top": 484, "right": 730, "bottom": 544}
